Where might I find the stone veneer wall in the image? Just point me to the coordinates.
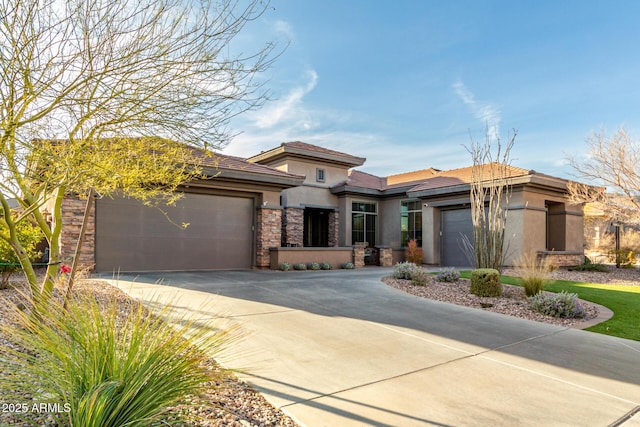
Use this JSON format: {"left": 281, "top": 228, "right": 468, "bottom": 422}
{"left": 537, "top": 251, "right": 584, "bottom": 268}
{"left": 328, "top": 211, "right": 339, "bottom": 247}
{"left": 353, "top": 246, "right": 365, "bottom": 268}
{"left": 60, "top": 196, "right": 96, "bottom": 269}
{"left": 257, "top": 207, "right": 282, "bottom": 268}
{"left": 378, "top": 247, "right": 393, "bottom": 267}
{"left": 282, "top": 207, "right": 303, "bottom": 247}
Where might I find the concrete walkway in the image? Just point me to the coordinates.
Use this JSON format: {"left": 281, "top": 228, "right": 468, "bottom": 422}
{"left": 99, "top": 268, "right": 640, "bottom": 427}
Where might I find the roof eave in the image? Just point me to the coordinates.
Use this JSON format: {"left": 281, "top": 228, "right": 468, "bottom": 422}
{"left": 249, "top": 146, "right": 366, "bottom": 168}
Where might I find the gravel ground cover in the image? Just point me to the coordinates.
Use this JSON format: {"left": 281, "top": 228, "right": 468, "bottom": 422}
{"left": 384, "top": 266, "right": 640, "bottom": 328}
{"left": 0, "top": 278, "right": 299, "bottom": 427}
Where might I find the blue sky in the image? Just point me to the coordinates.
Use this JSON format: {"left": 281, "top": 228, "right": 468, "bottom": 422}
{"left": 224, "top": 0, "right": 640, "bottom": 179}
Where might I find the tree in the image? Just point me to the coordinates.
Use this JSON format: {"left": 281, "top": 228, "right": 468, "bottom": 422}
{"left": 0, "top": 213, "right": 43, "bottom": 288}
{"left": 463, "top": 127, "right": 517, "bottom": 272}
{"left": 0, "top": 0, "right": 277, "bottom": 304}
{"left": 567, "top": 127, "right": 640, "bottom": 225}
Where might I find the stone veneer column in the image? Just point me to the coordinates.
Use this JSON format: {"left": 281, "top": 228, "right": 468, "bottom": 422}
{"left": 60, "top": 196, "right": 96, "bottom": 269}
{"left": 378, "top": 247, "right": 393, "bottom": 267}
{"left": 256, "top": 207, "right": 282, "bottom": 268}
{"left": 353, "top": 246, "right": 365, "bottom": 268}
{"left": 328, "top": 210, "right": 339, "bottom": 247}
{"left": 282, "top": 207, "right": 304, "bottom": 247}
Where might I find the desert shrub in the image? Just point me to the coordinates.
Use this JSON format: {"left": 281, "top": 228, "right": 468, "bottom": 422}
{"left": 568, "top": 262, "right": 609, "bottom": 272}
{"left": 0, "top": 217, "right": 44, "bottom": 288}
{"left": 609, "top": 248, "right": 636, "bottom": 268}
{"left": 405, "top": 239, "right": 423, "bottom": 264}
{"left": 469, "top": 268, "right": 502, "bottom": 297}
{"left": 410, "top": 268, "right": 430, "bottom": 286}
{"left": 320, "top": 262, "right": 333, "bottom": 270}
{"left": 514, "top": 251, "right": 551, "bottom": 297}
{"left": 293, "top": 263, "right": 307, "bottom": 270}
{"left": 343, "top": 262, "right": 354, "bottom": 269}
{"left": 279, "top": 262, "right": 292, "bottom": 271}
{"left": 436, "top": 267, "right": 460, "bottom": 283}
{"left": 392, "top": 261, "right": 417, "bottom": 279}
{"left": 0, "top": 292, "right": 232, "bottom": 426}
{"left": 529, "top": 291, "right": 586, "bottom": 318}
{"left": 308, "top": 262, "right": 321, "bottom": 270}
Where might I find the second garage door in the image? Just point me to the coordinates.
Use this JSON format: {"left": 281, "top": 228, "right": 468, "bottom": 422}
{"left": 95, "top": 192, "right": 254, "bottom": 272}
{"left": 440, "top": 208, "right": 474, "bottom": 267}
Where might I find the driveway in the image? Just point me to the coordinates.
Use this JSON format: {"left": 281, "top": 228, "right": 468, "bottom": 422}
{"left": 100, "top": 268, "right": 640, "bottom": 426}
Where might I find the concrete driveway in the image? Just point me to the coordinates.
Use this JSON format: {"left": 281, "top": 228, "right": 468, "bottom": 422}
{"left": 100, "top": 268, "right": 640, "bottom": 427}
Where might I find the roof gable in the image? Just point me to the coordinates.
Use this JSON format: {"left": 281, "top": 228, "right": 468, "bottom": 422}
{"left": 248, "top": 141, "right": 366, "bottom": 168}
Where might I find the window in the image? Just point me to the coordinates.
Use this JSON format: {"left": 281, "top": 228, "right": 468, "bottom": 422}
{"left": 401, "top": 200, "right": 422, "bottom": 247}
{"left": 316, "top": 168, "right": 326, "bottom": 182}
{"left": 352, "top": 202, "right": 377, "bottom": 246}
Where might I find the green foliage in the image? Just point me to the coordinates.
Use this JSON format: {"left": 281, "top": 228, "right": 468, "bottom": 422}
{"left": 0, "top": 292, "right": 232, "bottom": 426}
{"left": 436, "top": 267, "right": 460, "bottom": 283}
{"left": 568, "top": 262, "right": 610, "bottom": 272}
{"left": 308, "top": 262, "right": 321, "bottom": 270}
{"left": 392, "top": 261, "right": 417, "bottom": 279}
{"left": 470, "top": 268, "right": 502, "bottom": 297}
{"left": 0, "top": 217, "right": 44, "bottom": 288}
{"left": 293, "top": 263, "right": 307, "bottom": 270}
{"left": 343, "top": 262, "right": 354, "bottom": 269}
{"left": 609, "top": 248, "right": 636, "bottom": 268}
{"left": 514, "top": 251, "right": 551, "bottom": 296}
{"left": 410, "top": 268, "right": 430, "bottom": 286}
{"left": 529, "top": 291, "right": 586, "bottom": 318}
{"left": 320, "top": 262, "right": 333, "bottom": 270}
{"left": 405, "top": 239, "right": 423, "bottom": 264}
{"left": 279, "top": 262, "right": 291, "bottom": 271}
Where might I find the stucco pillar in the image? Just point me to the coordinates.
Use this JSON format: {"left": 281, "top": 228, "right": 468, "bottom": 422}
{"left": 282, "top": 207, "right": 303, "bottom": 247}
{"left": 256, "top": 207, "right": 282, "bottom": 268}
{"left": 328, "top": 210, "right": 339, "bottom": 247}
{"left": 59, "top": 196, "right": 96, "bottom": 270}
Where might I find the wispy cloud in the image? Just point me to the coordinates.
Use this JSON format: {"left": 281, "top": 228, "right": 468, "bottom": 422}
{"left": 252, "top": 69, "right": 318, "bottom": 129}
{"left": 453, "top": 80, "right": 501, "bottom": 134}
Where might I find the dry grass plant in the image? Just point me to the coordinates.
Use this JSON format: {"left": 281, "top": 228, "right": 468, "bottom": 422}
{"left": 514, "top": 251, "right": 552, "bottom": 296}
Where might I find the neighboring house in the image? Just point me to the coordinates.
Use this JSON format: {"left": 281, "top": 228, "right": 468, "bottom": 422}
{"left": 59, "top": 141, "right": 584, "bottom": 272}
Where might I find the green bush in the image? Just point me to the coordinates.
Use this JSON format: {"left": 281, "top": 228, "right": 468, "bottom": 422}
{"left": 343, "top": 262, "right": 354, "bottom": 269}
{"left": 470, "top": 268, "right": 502, "bottom": 297}
{"left": 320, "top": 262, "right": 333, "bottom": 270}
{"left": 610, "top": 248, "right": 636, "bottom": 268}
{"left": 293, "top": 263, "right": 307, "bottom": 270}
{"left": 410, "top": 268, "right": 430, "bottom": 286}
{"left": 568, "top": 262, "right": 609, "bottom": 272}
{"left": 0, "top": 217, "right": 44, "bottom": 288}
{"left": 308, "top": 262, "right": 321, "bottom": 270}
{"left": 392, "top": 261, "right": 417, "bottom": 279}
{"left": 279, "top": 262, "right": 292, "bottom": 271}
{"left": 0, "top": 292, "right": 232, "bottom": 426}
{"left": 529, "top": 291, "right": 586, "bottom": 318}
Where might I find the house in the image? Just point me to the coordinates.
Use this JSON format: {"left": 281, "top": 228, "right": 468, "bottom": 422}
{"left": 60, "top": 141, "right": 584, "bottom": 272}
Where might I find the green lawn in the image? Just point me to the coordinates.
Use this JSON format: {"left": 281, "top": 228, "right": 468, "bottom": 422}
{"left": 459, "top": 271, "right": 640, "bottom": 341}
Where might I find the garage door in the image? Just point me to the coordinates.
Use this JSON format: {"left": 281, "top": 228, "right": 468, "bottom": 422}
{"left": 441, "top": 208, "right": 474, "bottom": 267}
{"left": 95, "top": 193, "right": 254, "bottom": 272}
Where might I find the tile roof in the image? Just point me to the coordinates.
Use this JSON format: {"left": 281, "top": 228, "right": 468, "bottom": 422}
{"left": 249, "top": 141, "right": 366, "bottom": 167}
{"left": 336, "top": 162, "right": 534, "bottom": 194}
{"left": 189, "top": 147, "right": 305, "bottom": 179}
{"left": 282, "top": 141, "right": 360, "bottom": 159}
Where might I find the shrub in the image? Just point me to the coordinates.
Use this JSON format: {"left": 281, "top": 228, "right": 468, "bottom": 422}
{"left": 405, "top": 239, "right": 423, "bottom": 264}
{"left": 293, "top": 263, "right": 307, "bottom": 270}
{"left": 568, "top": 262, "right": 609, "bottom": 272}
{"left": 469, "top": 268, "right": 502, "bottom": 297}
{"left": 279, "top": 262, "right": 292, "bottom": 271}
{"left": 514, "top": 251, "right": 551, "bottom": 297}
{"left": 529, "top": 291, "right": 586, "bottom": 318}
{"left": 0, "top": 217, "right": 44, "bottom": 288}
{"left": 308, "top": 262, "right": 321, "bottom": 270}
{"left": 610, "top": 248, "right": 636, "bottom": 268}
{"left": 410, "top": 268, "right": 430, "bottom": 286}
{"left": 320, "top": 262, "right": 333, "bottom": 270}
{"left": 392, "top": 261, "right": 417, "bottom": 279}
{"left": 343, "top": 262, "right": 354, "bottom": 269}
{"left": 0, "top": 292, "right": 232, "bottom": 426}
{"left": 436, "top": 267, "right": 460, "bottom": 283}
